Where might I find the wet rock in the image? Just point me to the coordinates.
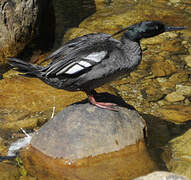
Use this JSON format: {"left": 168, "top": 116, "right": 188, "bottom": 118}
{"left": 0, "top": 0, "right": 54, "bottom": 64}
{"left": 157, "top": 105, "right": 191, "bottom": 123}
{"left": 151, "top": 60, "right": 176, "bottom": 77}
{"left": 0, "top": 137, "right": 8, "bottom": 156}
{"left": 21, "top": 141, "right": 157, "bottom": 180}
{"left": 184, "top": 55, "right": 191, "bottom": 67}
{"left": 143, "top": 87, "right": 164, "bottom": 102}
{"left": 160, "top": 39, "right": 186, "bottom": 54}
{"left": 176, "top": 84, "right": 191, "bottom": 96}
{"left": 0, "top": 162, "right": 20, "bottom": 180}
{"left": 140, "top": 79, "right": 165, "bottom": 102}
{"left": 170, "top": 0, "right": 181, "bottom": 4}
{"left": 134, "top": 171, "right": 189, "bottom": 180}
{"left": 20, "top": 102, "right": 157, "bottom": 179}
{"left": 19, "top": 176, "right": 37, "bottom": 180}
{"left": 162, "top": 129, "right": 191, "bottom": 179}
{"left": 165, "top": 92, "right": 185, "bottom": 102}
{"left": 94, "top": 0, "right": 113, "bottom": 10}
{"left": 169, "top": 72, "right": 189, "bottom": 83}
{"left": 157, "top": 79, "right": 176, "bottom": 94}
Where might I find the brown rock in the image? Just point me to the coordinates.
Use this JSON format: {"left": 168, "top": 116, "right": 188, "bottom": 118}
{"left": 157, "top": 79, "right": 176, "bottom": 94}
{"left": 144, "top": 87, "right": 165, "bottom": 102}
{"left": 158, "top": 105, "right": 191, "bottom": 123}
{"left": 21, "top": 141, "right": 157, "bottom": 180}
{"left": 0, "top": 137, "right": 8, "bottom": 156}
{"left": 0, "top": 0, "right": 54, "bottom": 64}
{"left": 169, "top": 72, "right": 189, "bottom": 83}
{"left": 0, "top": 162, "right": 20, "bottom": 180}
{"left": 176, "top": 84, "right": 191, "bottom": 96}
{"left": 184, "top": 55, "right": 191, "bottom": 67}
{"left": 165, "top": 92, "right": 185, "bottom": 102}
{"left": 162, "top": 129, "right": 191, "bottom": 179}
{"left": 140, "top": 79, "right": 164, "bottom": 102}
{"left": 134, "top": 171, "right": 189, "bottom": 180}
{"left": 19, "top": 176, "right": 37, "bottom": 180}
{"left": 151, "top": 61, "right": 176, "bottom": 77}
{"left": 160, "top": 39, "right": 186, "bottom": 53}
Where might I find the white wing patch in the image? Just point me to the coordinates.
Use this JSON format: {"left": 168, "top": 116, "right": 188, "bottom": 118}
{"left": 55, "top": 51, "right": 107, "bottom": 75}
{"left": 65, "top": 64, "right": 84, "bottom": 74}
{"left": 78, "top": 61, "right": 91, "bottom": 67}
{"left": 55, "top": 62, "right": 76, "bottom": 76}
{"left": 84, "top": 51, "right": 107, "bottom": 62}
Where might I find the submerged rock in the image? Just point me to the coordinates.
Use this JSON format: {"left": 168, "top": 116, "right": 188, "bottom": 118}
{"left": 165, "top": 92, "right": 185, "bottom": 102}
{"left": 151, "top": 60, "right": 176, "bottom": 77}
{"left": 134, "top": 171, "right": 189, "bottom": 180}
{"left": 157, "top": 105, "right": 191, "bottom": 123}
{"left": 0, "top": 137, "right": 8, "bottom": 156}
{"left": 162, "top": 129, "right": 191, "bottom": 179}
{"left": 176, "top": 84, "right": 191, "bottom": 96}
{"left": 0, "top": 162, "right": 20, "bottom": 180}
{"left": 20, "top": 101, "right": 157, "bottom": 179}
{"left": 184, "top": 55, "right": 191, "bottom": 67}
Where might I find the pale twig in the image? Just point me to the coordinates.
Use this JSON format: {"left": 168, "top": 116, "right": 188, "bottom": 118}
{"left": 51, "top": 96, "right": 56, "bottom": 119}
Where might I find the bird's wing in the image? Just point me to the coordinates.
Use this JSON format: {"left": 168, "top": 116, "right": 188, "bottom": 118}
{"left": 42, "top": 33, "right": 121, "bottom": 76}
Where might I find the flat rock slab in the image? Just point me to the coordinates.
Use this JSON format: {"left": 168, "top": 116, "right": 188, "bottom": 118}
{"left": 134, "top": 171, "right": 189, "bottom": 180}
{"left": 31, "top": 102, "right": 146, "bottom": 160}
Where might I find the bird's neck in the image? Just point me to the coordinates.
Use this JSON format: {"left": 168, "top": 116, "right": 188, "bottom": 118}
{"left": 120, "top": 33, "right": 142, "bottom": 69}
{"left": 120, "top": 33, "right": 141, "bottom": 52}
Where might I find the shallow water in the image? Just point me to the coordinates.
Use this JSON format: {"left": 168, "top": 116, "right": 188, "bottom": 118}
{"left": 1, "top": 0, "right": 191, "bottom": 179}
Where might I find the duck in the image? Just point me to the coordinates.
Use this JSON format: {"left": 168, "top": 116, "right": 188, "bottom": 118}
{"left": 8, "top": 21, "right": 186, "bottom": 110}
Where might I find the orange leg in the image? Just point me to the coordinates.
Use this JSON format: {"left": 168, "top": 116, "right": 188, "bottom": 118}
{"left": 86, "top": 90, "right": 117, "bottom": 111}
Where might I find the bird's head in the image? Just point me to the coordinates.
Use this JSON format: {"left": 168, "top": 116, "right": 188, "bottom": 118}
{"left": 113, "top": 21, "right": 186, "bottom": 42}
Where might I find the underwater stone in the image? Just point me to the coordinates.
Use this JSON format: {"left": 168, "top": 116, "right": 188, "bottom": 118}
{"left": 134, "top": 171, "right": 189, "bottom": 180}
{"left": 184, "top": 55, "right": 191, "bottom": 67}
{"left": 151, "top": 61, "right": 176, "bottom": 77}
{"left": 162, "top": 129, "right": 191, "bottom": 179}
{"left": 165, "top": 92, "right": 185, "bottom": 102}
{"left": 157, "top": 105, "right": 191, "bottom": 123}
{"left": 176, "top": 84, "right": 191, "bottom": 96}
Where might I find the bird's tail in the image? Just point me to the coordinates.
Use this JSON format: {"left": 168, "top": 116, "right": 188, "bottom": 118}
{"left": 8, "top": 58, "right": 42, "bottom": 78}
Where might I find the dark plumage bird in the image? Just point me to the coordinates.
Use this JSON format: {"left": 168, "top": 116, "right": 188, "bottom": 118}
{"left": 8, "top": 21, "right": 186, "bottom": 110}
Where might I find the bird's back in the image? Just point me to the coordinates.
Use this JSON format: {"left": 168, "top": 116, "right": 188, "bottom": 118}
{"left": 38, "top": 33, "right": 142, "bottom": 91}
